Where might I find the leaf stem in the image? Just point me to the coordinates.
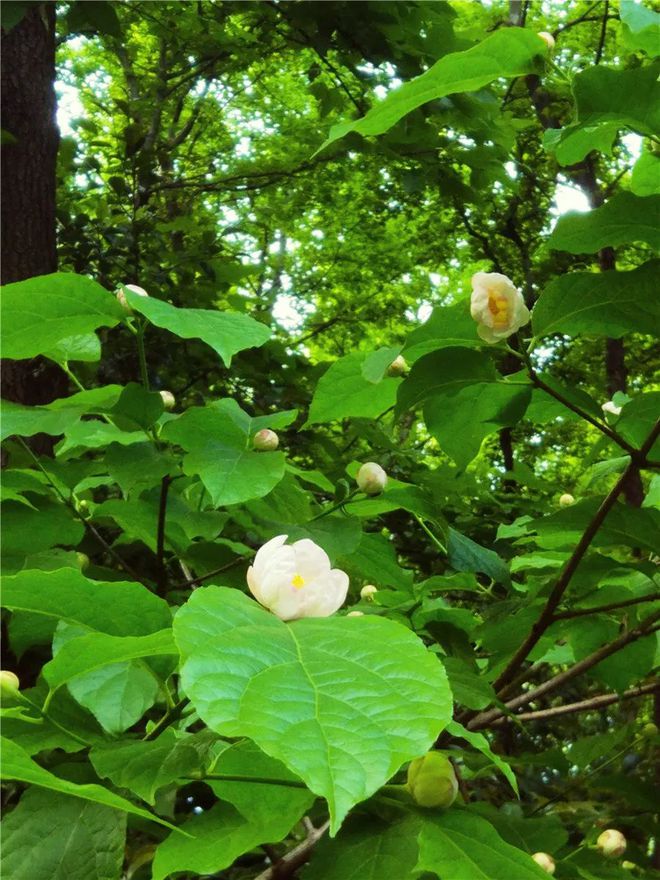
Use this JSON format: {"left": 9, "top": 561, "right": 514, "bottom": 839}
{"left": 308, "top": 489, "right": 360, "bottom": 521}
{"left": 413, "top": 513, "right": 447, "bottom": 554}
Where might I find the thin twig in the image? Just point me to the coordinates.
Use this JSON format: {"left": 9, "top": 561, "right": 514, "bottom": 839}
{"left": 156, "top": 475, "right": 173, "bottom": 594}
{"left": 595, "top": 0, "right": 609, "bottom": 64}
{"left": 173, "top": 555, "right": 249, "bottom": 590}
{"left": 253, "top": 820, "right": 330, "bottom": 880}
{"left": 552, "top": 593, "right": 660, "bottom": 621}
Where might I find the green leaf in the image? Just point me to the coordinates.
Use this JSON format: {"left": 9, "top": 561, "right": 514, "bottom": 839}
{"left": 617, "top": 392, "right": 660, "bottom": 458}
{"left": 544, "top": 63, "right": 660, "bottom": 166}
{"left": 532, "top": 260, "right": 660, "bottom": 338}
{"left": 0, "top": 787, "right": 126, "bottom": 880}
{"left": 90, "top": 729, "right": 223, "bottom": 804}
{"left": 163, "top": 399, "right": 287, "bottom": 506}
{"left": 306, "top": 351, "right": 400, "bottom": 426}
{"left": 469, "top": 804, "right": 568, "bottom": 855}
{"left": 302, "top": 814, "right": 421, "bottom": 880}
{"left": 104, "top": 441, "right": 177, "bottom": 494}
{"left": 448, "top": 528, "right": 510, "bottom": 585}
{"left": 43, "top": 628, "right": 176, "bottom": 693}
{"left": 631, "top": 152, "right": 660, "bottom": 196}
{"left": 76, "top": 1, "right": 121, "bottom": 37}
{"left": 361, "top": 346, "right": 402, "bottom": 382}
{"left": 1, "top": 273, "right": 124, "bottom": 360}
{"left": 446, "top": 721, "right": 518, "bottom": 795}
{"left": 416, "top": 810, "right": 550, "bottom": 879}
{"left": 397, "top": 347, "right": 496, "bottom": 413}
{"left": 55, "top": 419, "right": 146, "bottom": 457}
{"left": 153, "top": 740, "right": 315, "bottom": 880}
{"left": 620, "top": 1, "right": 660, "bottom": 55}
{"left": 443, "top": 658, "right": 496, "bottom": 711}
{"left": 0, "top": 737, "right": 180, "bottom": 831}
{"left": 317, "top": 28, "right": 546, "bottom": 151}
{"left": 1, "top": 499, "right": 84, "bottom": 570}
{"left": 122, "top": 286, "right": 270, "bottom": 366}
{"left": 0, "top": 385, "right": 123, "bottom": 441}
{"left": 547, "top": 192, "right": 660, "bottom": 253}
{"left": 174, "top": 587, "right": 452, "bottom": 834}
{"left": 404, "top": 300, "right": 480, "bottom": 360}
{"left": 109, "top": 382, "right": 164, "bottom": 430}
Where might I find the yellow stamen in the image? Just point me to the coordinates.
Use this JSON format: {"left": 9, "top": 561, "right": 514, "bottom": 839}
{"left": 292, "top": 574, "right": 305, "bottom": 589}
{"left": 487, "top": 292, "right": 510, "bottom": 328}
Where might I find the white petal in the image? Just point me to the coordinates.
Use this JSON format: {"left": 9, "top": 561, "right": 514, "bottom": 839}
{"left": 477, "top": 323, "right": 500, "bottom": 344}
{"left": 291, "top": 539, "right": 331, "bottom": 579}
{"left": 267, "top": 585, "right": 306, "bottom": 621}
{"left": 251, "top": 534, "right": 289, "bottom": 582}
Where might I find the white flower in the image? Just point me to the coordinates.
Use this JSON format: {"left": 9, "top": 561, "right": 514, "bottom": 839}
{"left": 597, "top": 829, "right": 627, "bottom": 858}
{"left": 387, "top": 355, "right": 409, "bottom": 377}
{"left": 160, "top": 390, "right": 176, "bottom": 411}
{"left": 360, "top": 584, "right": 378, "bottom": 601}
{"left": 538, "top": 31, "right": 555, "bottom": 50}
{"left": 247, "top": 535, "right": 349, "bottom": 621}
{"left": 532, "top": 853, "right": 556, "bottom": 875}
{"left": 356, "top": 462, "right": 388, "bottom": 495}
{"left": 470, "top": 272, "right": 531, "bottom": 343}
{"left": 601, "top": 400, "right": 622, "bottom": 417}
{"left": 116, "top": 283, "right": 149, "bottom": 313}
{"left": 559, "top": 493, "right": 575, "bottom": 507}
{"left": 253, "top": 428, "right": 279, "bottom": 451}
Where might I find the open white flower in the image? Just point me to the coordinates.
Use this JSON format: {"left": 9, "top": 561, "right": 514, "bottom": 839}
{"left": 470, "top": 272, "right": 531, "bottom": 343}
{"left": 247, "top": 535, "right": 349, "bottom": 621}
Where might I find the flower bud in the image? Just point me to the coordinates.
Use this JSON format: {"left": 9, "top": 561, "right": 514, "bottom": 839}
{"left": 559, "top": 493, "right": 575, "bottom": 507}
{"left": 622, "top": 862, "right": 637, "bottom": 871}
{"left": 77, "top": 499, "right": 89, "bottom": 516}
{"left": 0, "top": 670, "right": 21, "bottom": 699}
{"left": 360, "top": 584, "right": 378, "bottom": 602}
{"left": 406, "top": 752, "right": 458, "bottom": 809}
{"left": 470, "top": 273, "right": 530, "bottom": 343}
{"left": 538, "top": 31, "right": 555, "bottom": 50}
{"left": 642, "top": 722, "right": 658, "bottom": 738}
{"left": 531, "top": 853, "right": 556, "bottom": 875}
{"left": 76, "top": 552, "right": 90, "bottom": 570}
{"left": 597, "top": 829, "right": 627, "bottom": 858}
{"left": 356, "top": 462, "right": 388, "bottom": 495}
{"left": 387, "top": 355, "right": 409, "bottom": 377}
{"left": 347, "top": 610, "right": 364, "bottom": 617}
{"left": 116, "top": 283, "right": 149, "bottom": 314}
{"left": 601, "top": 400, "right": 622, "bottom": 417}
{"left": 159, "top": 390, "right": 176, "bottom": 411}
{"left": 253, "top": 428, "right": 279, "bottom": 452}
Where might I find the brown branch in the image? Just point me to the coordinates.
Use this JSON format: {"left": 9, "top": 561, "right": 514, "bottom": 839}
{"left": 490, "top": 426, "right": 658, "bottom": 697}
{"left": 470, "top": 611, "right": 660, "bottom": 730}
{"left": 253, "top": 820, "right": 330, "bottom": 880}
{"left": 490, "top": 681, "right": 659, "bottom": 725}
{"left": 173, "top": 555, "right": 249, "bottom": 590}
{"left": 595, "top": 0, "right": 609, "bottom": 64}
{"left": 156, "top": 475, "right": 173, "bottom": 594}
{"left": 552, "top": 592, "right": 660, "bottom": 621}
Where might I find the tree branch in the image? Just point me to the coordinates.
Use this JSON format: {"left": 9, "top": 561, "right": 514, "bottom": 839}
{"left": 552, "top": 592, "right": 660, "bottom": 621}
{"left": 253, "top": 820, "right": 330, "bottom": 880}
{"left": 156, "top": 475, "right": 173, "bottom": 594}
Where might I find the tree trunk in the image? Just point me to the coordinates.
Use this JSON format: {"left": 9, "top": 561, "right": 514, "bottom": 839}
{"left": 1, "top": 4, "right": 67, "bottom": 440}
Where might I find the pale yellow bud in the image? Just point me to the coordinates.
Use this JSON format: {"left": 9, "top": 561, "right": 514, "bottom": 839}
{"left": 116, "top": 284, "right": 149, "bottom": 313}
{"left": 532, "top": 852, "right": 556, "bottom": 875}
{"left": 538, "top": 31, "right": 555, "bottom": 50}
{"left": 597, "top": 829, "right": 627, "bottom": 858}
{"left": 159, "top": 390, "right": 176, "bottom": 411}
{"left": 0, "top": 670, "right": 21, "bottom": 698}
{"left": 356, "top": 462, "right": 387, "bottom": 495}
{"left": 360, "top": 584, "right": 378, "bottom": 601}
{"left": 253, "top": 429, "right": 279, "bottom": 451}
{"left": 559, "top": 493, "right": 575, "bottom": 507}
{"left": 387, "top": 355, "right": 409, "bottom": 377}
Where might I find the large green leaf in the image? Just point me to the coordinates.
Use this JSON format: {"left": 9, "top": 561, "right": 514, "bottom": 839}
{"left": 397, "top": 347, "right": 496, "bottom": 413}
{"left": 631, "top": 152, "right": 660, "bottom": 196}
{"left": 617, "top": 392, "right": 660, "bottom": 458}
{"left": 1, "top": 273, "right": 124, "bottom": 360}
{"left": 547, "top": 192, "right": 660, "bottom": 253}
{"left": 544, "top": 63, "right": 660, "bottom": 165}
{"left": 0, "top": 737, "right": 179, "bottom": 830}
{"left": 404, "top": 300, "right": 480, "bottom": 361}
{"left": 174, "top": 587, "right": 452, "bottom": 833}
{"left": 152, "top": 740, "right": 315, "bottom": 880}
{"left": 1, "top": 499, "right": 84, "bottom": 571}
{"left": 532, "top": 260, "right": 660, "bottom": 338}
{"left": 162, "top": 399, "right": 288, "bottom": 506}
{"left": 0, "top": 386, "right": 123, "bottom": 441}
{"left": 0, "top": 787, "right": 126, "bottom": 880}
{"left": 306, "top": 351, "right": 401, "bottom": 426}
{"left": 416, "top": 810, "right": 550, "bottom": 879}
{"left": 620, "top": 1, "right": 660, "bottom": 55}
{"left": 317, "top": 28, "right": 546, "bottom": 151}
{"left": 469, "top": 804, "right": 569, "bottom": 855}
{"left": 122, "top": 286, "right": 270, "bottom": 366}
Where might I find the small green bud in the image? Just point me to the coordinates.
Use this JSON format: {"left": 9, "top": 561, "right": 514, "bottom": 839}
{"left": 0, "top": 670, "right": 21, "bottom": 699}
{"left": 360, "top": 584, "right": 378, "bottom": 602}
{"left": 406, "top": 752, "right": 458, "bottom": 809}
{"left": 641, "top": 722, "right": 658, "bottom": 739}
{"left": 76, "top": 552, "right": 90, "bottom": 570}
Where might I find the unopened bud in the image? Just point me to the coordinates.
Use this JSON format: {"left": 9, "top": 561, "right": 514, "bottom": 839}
{"left": 406, "top": 752, "right": 458, "bottom": 809}
{"left": 531, "top": 853, "right": 556, "bottom": 875}
{"left": 76, "top": 552, "right": 90, "bottom": 570}
{"left": 77, "top": 499, "right": 89, "bottom": 516}
{"left": 387, "top": 355, "right": 409, "bottom": 377}
{"left": 0, "top": 670, "right": 21, "bottom": 698}
{"left": 559, "top": 493, "right": 575, "bottom": 507}
{"left": 538, "top": 31, "right": 555, "bottom": 50}
{"left": 356, "top": 462, "right": 388, "bottom": 495}
{"left": 159, "top": 390, "right": 176, "bottom": 411}
{"left": 360, "top": 584, "right": 378, "bottom": 602}
{"left": 622, "top": 862, "right": 637, "bottom": 871}
{"left": 642, "top": 722, "right": 658, "bottom": 739}
{"left": 597, "top": 829, "right": 627, "bottom": 858}
{"left": 347, "top": 610, "right": 364, "bottom": 617}
{"left": 116, "top": 284, "right": 149, "bottom": 314}
{"left": 253, "top": 429, "right": 279, "bottom": 452}
{"left": 601, "top": 400, "right": 622, "bottom": 417}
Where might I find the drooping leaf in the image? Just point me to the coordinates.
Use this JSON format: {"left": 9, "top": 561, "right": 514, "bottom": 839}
{"left": 547, "top": 192, "right": 660, "bottom": 253}
{"left": 173, "top": 587, "right": 452, "bottom": 833}
{"left": 0, "top": 386, "right": 123, "bottom": 441}
{"left": 1, "top": 273, "right": 124, "bottom": 360}
{"left": 532, "top": 261, "right": 660, "bottom": 338}
{"left": 446, "top": 721, "right": 518, "bottom": 795}
{"left": 448, "top": 528, "right": 510, "bottom": 585}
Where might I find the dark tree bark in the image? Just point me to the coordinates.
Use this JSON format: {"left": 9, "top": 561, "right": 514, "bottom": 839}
{"left": 1, "top": 4, "right": 67, "bottom": 435}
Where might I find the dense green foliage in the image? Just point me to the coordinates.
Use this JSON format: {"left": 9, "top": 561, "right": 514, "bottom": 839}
{"left": 1, "top": 1, "right": 659, "bottom": 879}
